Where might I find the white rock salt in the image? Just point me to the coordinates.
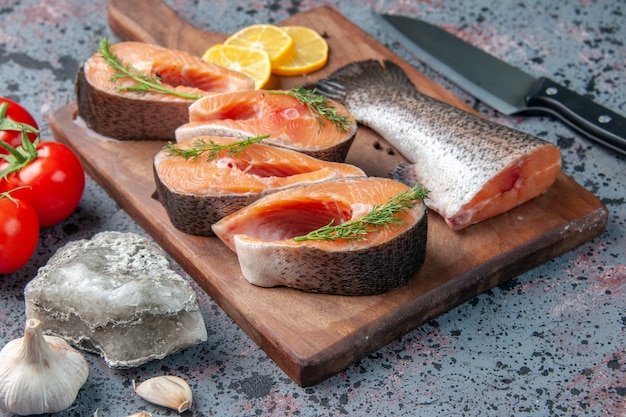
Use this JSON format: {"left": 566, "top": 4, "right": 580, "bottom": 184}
{"left": 24, "top": 231, "right": 208, "bottom": 368}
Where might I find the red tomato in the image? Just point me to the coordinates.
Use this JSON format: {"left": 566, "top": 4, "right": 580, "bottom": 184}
{"left": 0, "top": 141, "right": 85, "bottom": 227}
{"left": 0, "top": 192, "right": 40, "bottom": 274}
{"left": 0, "top": 98, "right": 38, "bottom": 153}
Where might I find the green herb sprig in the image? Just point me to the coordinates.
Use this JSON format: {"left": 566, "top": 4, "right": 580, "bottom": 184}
{"left": 293, "top": 184, "right": 429, "bottom": 242}
{"left": 165, "top": 135, "right": 269, "bottom": 161}
{"left": 271, "top": 86, "right": 352, "bottom": 133}
{"left": 97, "top": 37, "right": 202, "bottom": 100}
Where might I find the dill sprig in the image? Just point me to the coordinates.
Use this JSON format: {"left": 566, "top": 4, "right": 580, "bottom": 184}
{"left": 97, "top": 37, "right": 202, "bottom": 100}
{"left": 293, "top": 184, "right": 429, "bottom": 242}
{"left": 164, "top": 135, "right": 269, "bottom": 161}
{"left": 270, "top": 86, "right": 352, "bottom": 133}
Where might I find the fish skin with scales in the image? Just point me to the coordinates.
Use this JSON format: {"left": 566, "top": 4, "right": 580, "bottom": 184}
{"left": 313, "top": 60, "right": 562, "bottom": 230}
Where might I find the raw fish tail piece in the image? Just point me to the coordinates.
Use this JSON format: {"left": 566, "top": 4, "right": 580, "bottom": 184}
{"left": 313, "top": 60, "right": 562, "bottom": 230}
{"left": 212, "top": 177, "right": 428, "bottom": 296}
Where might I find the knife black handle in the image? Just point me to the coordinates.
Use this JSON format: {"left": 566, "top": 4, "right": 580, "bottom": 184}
{"left": 525, "top": 77, "right": 626, "bottom": 155}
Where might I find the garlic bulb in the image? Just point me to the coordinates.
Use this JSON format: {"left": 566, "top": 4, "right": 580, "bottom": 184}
{"left": 0, "top": 318, "right": 89, "bottom": 415}
{"left": 134, "top": 375, "right": 193, "bottom": 412}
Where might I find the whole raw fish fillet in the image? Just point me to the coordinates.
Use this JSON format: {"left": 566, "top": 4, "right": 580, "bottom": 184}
{"left": 154, "top": 136, "right": 365, "bottom": 236}
{"left": 175, "top": 89, "right": 358, "bottom": 162}
{"left": 212, "top": 177, "right": 428, "bottom": 295}
{"left": 76, "top": 41, "right": 254, "bottom": 140}
{"left": 314, "top": 60, "right": 562, "bottom": 230}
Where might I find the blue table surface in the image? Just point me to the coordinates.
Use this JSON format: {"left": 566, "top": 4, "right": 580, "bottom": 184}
{"left": 1, "top": 1, "right": 625, "bottom": 416}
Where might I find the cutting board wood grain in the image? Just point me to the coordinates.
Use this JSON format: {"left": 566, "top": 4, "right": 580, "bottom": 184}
{"left": 48, "top": 0, "right": 608, "bottom": 386}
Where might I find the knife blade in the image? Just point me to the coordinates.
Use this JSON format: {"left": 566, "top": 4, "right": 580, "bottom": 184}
{"left": 378, "top": 13, "right": 626, "bottom": 155}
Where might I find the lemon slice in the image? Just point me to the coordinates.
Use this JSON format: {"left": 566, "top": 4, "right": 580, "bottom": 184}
{"left": 202, "top": 43, "right": 271, "bottom": 89}
{"left": 224, "top": 24, "right": 295, "bottom": 67}
{"left": 272, "top": 26, "right": 329, "bottom": 76}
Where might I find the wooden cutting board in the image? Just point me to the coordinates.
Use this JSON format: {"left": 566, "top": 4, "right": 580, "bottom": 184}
{"left": 48, "top": 0, "right": 608, "bottom": 386}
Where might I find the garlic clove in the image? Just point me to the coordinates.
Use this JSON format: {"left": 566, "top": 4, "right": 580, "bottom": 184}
{"left": 0, "top": 318, "right": 89, "bottom": 416}
{"left": 134, "top": 375, "right": 193, "bottom": 413}
{"left": 95, "top": 409, "right": 153, "bottom": 417}
{"left": 93, "top": 409, "right": 152, "bottom": 417}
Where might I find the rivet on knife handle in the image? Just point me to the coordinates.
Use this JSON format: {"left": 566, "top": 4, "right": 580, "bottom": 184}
{"left": 525, "top": 77, "right": 626, "bottom": 155}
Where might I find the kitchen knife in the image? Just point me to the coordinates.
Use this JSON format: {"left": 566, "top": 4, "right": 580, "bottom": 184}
{"left": 378, "top": 13, "right": 626, "bottom": 155}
